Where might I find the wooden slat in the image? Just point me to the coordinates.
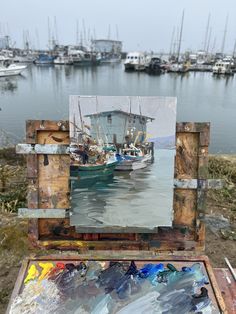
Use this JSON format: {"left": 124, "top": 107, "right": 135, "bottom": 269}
{"left": 16, "top": 144, "right": 69, "bottom": 154}
{"left": 18, "top": 208, "right": 68, "bottom": 218}
{"left": 174, "top": 179, "right": 223, "bottom": 189}
{"left": 214, "top": 268, "right": 236, "bottom": 314}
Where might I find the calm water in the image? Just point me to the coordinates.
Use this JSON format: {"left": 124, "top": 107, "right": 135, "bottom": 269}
{"left": 0, "top": 62, "right": 236, "bottom": 153}
{"left": 70, "top": 149, "right": 174, "bottom": 231}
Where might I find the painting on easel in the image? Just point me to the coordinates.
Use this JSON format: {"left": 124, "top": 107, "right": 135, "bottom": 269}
{"left": 69, "top": 95, "right": 176, "bottom": 232}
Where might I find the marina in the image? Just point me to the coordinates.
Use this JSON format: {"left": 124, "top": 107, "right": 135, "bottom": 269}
{"left": 0, "top": 63, "right": 236, "bottom": 153}
{"left": 1, "top": 2, "right": 236, "bottom": 313}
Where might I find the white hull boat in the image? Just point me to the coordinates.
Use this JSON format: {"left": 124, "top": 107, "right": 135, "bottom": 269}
{"left": 0, "top": 64, "right": 27, "bottom": 77}
{"left": 212, "top": 60, "right": 233, "bottom": 75}
{"left": 54, "top": 56, "right": 73, "bottom": 65}
{"left": 124, "top": 52, "right": 146, "bottom": 71}
{"left": 115, "top": 153, "right": 152, "bottom": 171}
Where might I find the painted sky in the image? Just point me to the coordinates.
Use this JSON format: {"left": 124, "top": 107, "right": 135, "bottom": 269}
{"left": 1, "top": 0, "right": 236, "bottom": 53}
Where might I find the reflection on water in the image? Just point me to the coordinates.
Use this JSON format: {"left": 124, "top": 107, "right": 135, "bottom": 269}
{"left": 70, "top": 149, "right": 175, "bottom": 231}
{"left": 0, "top": 77, "right": 18, "bottom": 93}
{"left": 0, "top": 63, "right": 236, "bottom": 152}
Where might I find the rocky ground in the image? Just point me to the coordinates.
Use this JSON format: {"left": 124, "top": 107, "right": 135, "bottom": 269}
{"left": 0, "top": 149, "right": 235, "bottom": 313}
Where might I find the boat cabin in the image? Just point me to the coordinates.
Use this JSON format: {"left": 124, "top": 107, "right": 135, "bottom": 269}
{"left": 84, "top": 110, "right": 154, "bottom": 145}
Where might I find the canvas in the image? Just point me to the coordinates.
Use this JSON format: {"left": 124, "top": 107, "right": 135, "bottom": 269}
{"left": 69, "top": 95, "right": 176, "bottom": 232}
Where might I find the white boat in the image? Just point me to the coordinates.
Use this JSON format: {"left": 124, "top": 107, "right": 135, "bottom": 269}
{"left": 115, "top": 153, "right": 152, "bottom": 171}
{"left": 13, "top": 54, "right": 36, "bottom": 63}
{"left": 124, "top": 52, "right": 146, "bottom": 71}
{"left": 0, "top": 58, "right": 27, "bottom": 77}
{"left": 54, "top": 55, "right": 73, "bottom": 65}
{"left": 212, "top": 60, "right": 233, "bottom": 75}
{"left": 168, "top": 62, "right": 189, "bottom": 73}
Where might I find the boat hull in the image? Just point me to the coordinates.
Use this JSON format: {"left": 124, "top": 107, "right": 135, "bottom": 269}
{"left": 0, "top": 65, "right": 27, "bottom": 77}
{"left": 115, "top": 154, "right": 152, "bottom": 171}
{"left": 70, "top": 161, "right": 118, "bottom": 180}
{"left": 73, "top": 59, "right": 101, "bottom": 66}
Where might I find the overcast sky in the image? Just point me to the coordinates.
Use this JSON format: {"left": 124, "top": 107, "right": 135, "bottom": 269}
{"left": 1, "top": 0, "right": 236, "bottom": 53}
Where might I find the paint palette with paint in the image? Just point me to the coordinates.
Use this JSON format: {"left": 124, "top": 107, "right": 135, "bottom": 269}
{"left": 8, "top": 258, "right": 221, "bottom": 314}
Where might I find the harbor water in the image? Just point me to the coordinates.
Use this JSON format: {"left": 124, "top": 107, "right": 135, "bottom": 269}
{"left": 0, "top": 62, "right": 236, "bottom": 153}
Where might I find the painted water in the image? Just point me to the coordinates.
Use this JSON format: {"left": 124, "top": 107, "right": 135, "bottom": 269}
{"left": 70, "top": 149, "right": 175, "bottom": 231}
{"left": 0, "top": 63, "right": 236, "bottom": 153}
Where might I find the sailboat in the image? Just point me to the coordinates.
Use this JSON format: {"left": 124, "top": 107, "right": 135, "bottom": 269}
{"left": 168, "top": 10, "right": 188, "bottom": 74}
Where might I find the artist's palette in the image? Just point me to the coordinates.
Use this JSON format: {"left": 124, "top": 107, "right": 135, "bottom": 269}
{"left": 8, "top": 258, "right": 221, "bottom": 314}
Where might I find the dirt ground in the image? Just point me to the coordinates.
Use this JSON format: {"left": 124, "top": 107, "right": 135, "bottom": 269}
{"left": 0, "top": 153, "right": 236, "bottom": 313}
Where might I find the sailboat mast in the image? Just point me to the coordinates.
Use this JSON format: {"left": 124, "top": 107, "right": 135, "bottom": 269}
{"left": 116, "top": 25, "right": 119, "bottom": 40}
{"left": 108, "top": 24, "right": 111, "bottom": 40}
{"left": 177, "top": 10, "right": 185, "bottom": 63}
{"left": 76, "top": 20, "right": 79, "bottom": 45}
{"left": 203, "top": 13, "right": 211, "bottom": 51}
{"left": 233, "top": 39, "right": 236, "bottom": 58}
{"left": 169, "top": 27, "right": 175, "bottom": 57}
{"left": 78, "top": 99, "right": 84, "bottom": 134}
{"left": 206, "top": 27, "right": 212, "bottom": 54}
{"left": 221, "top": 14, "right": 228, "bottom": 54}
{"left": 54, "top": 16, "right": 58, "bottom": 45}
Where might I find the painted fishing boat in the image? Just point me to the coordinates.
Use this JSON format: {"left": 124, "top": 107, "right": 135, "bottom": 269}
{"left": 115, "top": 153, "right": 152, "bottom": 171}
{"left": 70, "top": 159, "right": 118, "bottom": 180}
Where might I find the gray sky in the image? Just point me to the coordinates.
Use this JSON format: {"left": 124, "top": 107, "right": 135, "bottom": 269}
{"left": 1, "top": 0, "right": 236, "bottom": 53}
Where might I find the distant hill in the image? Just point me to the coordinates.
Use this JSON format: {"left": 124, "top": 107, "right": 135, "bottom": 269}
{"left": 148, "top": 135, "right": 175, "bottom": 149}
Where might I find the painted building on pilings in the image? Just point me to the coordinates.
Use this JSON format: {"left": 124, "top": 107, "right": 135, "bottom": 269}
{"left": 85, "top": 110, "right": 154, "bottom": 144}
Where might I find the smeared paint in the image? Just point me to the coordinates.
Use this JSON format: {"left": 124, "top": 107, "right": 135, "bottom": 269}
{"left": 10, "top": 261, "right": 217, "bottom": 314}
{"left": 24, "top": 264, "right": 39, "bottom": 284}
{"left": 117, "top": 291, "right": 161, "bottom": 314}
{"left": 38, "top": 262, "right": 54, "bottom": 280}
{"left": 10, "top": 279, "right": 61, "bottom": 314}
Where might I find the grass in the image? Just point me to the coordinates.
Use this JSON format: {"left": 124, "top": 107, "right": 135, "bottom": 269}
{"left": 208, "top": 156, "right": 236, "bottom": 222}
{"left": 0, "top": 148, "right": 27, "bottom": 213}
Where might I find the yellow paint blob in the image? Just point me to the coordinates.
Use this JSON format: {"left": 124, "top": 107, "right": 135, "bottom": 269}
{"left": 38, "top": 262, "right": 54, "bottom": 280}
{"left": 24, "top": 264, "right": 39, "bottom": 284}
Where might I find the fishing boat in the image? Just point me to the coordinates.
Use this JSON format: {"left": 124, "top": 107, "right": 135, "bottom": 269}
{"left": 72, "top": 50, "right": 101, "bottom": 66}
{"left": 35, "top": 54, "right": 55, "bottom": 65}
{"left": 70, "top": 159, "right": 118, "bottom": 180}
{"left": 115, "top": 150, "right": 152, "bottom": 171}
{"left": 54, "top": 55, "right": 73, "bottom": 65}
{"left": 124, "top": 52, "right": 146, "bottom": 71}
{"left": 100, "top": 54, "right": 121, "bottom": 64}
{"left": 0, "top": 58, "right": 27, "bottom": 77}
{"left": 13, "top": 54, "right": 36, "bottom": 63}
{"left": 212, "top": 60, "right": 234, "bottom": 75}
{"left": 168, "top": 62, "right": 190, "bottom": 73}
{"left": 145, "top": 56, "right": 164, "bottom": 75}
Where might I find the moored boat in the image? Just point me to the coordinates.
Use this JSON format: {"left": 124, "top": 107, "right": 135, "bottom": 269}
{"left": 145, "top": 56, "right": 164, "bottom": 75}
{"left": 115, "top": 154, "right": 152, "bottom": 171}
{"left": 212, "top": 60, "right": 234, "bottom": 75}
{"left": 54, "top": 55, "right": 73, "bottom": 65}
{"left": 70, "top": 159, "right": 118, "bottom": 180}
{"left": 0, "top": 58, "right": 27, "bottom": 77}
{"left": 115, "top": 147, "right": 153, "bottom": 171}
{"left": 124, "top": 52, "right": 146, "bottom": 71}
{"left": 35, "top": 54, "right": 55, "bottom": 65}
